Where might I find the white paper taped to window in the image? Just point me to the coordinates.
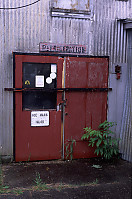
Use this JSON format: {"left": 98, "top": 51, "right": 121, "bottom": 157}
{"left": 50, "top": 72, "right": 56, "bottom": 79}
{"left": 46, "top": 77, "right": 52, "bottom": 84}
{"left": 35, "top": 75, "right": 44, "bottom": 87}
{"left": 51, "top": 64, "right": 57, "bottom": 73}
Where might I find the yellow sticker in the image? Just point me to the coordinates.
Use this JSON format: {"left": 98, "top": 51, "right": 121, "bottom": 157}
{"left": 25, "top": 80, "right": 30, "bottom": 85}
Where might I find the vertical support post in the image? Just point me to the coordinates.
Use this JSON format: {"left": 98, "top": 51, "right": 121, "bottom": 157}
{"left": 61, "top": 57, "right": 66, "bottom": 160}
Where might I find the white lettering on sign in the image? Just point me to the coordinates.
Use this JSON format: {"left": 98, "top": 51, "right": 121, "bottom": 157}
{"left": 31, "top": 111, "right": 49, "bottom": 127}
{"left": 35, "top": 75, "right": 44, "bottom": 87}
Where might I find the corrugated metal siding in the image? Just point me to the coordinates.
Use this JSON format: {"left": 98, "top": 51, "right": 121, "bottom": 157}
{"left": 0, "top": 0, "right": 51, "bottom": 158}
{"left": 120, "top": 30, "right": 132, "bottom": 162}
{"left": 93, "top": 0, "right": 130, "bottom": 69}
{"left": 50, "top": 17, "right": 93, "bottom": 54}
{"left": 0, "top": 0, "right": 132, "bottom": 161}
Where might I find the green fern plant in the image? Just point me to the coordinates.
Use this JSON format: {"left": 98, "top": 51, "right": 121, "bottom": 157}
{"left": 81, "top": 121, "right": 120, "bottom": 160}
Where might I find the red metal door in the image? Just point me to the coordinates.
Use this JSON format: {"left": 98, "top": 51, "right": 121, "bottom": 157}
{"left": 15, "top": 54, "right": 63, "bottom": 162}
{"left": 64, "top": 57, "right": 108, "bottom": 159}
{"left": 14, "top": 54, "right": 108, "bottom": 161}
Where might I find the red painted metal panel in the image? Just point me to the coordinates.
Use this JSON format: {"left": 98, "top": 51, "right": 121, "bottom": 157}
{"left": 65, "top": 57, "right": 108, "bottom": 159}
{"left": 15, "top": 55, "right": 63, "bottom": 162}
{"left": 15, "top": 55, "right": 108, "bottom": 161}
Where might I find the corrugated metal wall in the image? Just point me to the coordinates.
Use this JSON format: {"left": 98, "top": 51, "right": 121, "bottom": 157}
{"left": 93, "top": 0, "right": 131, "bottom": 68}
{"left": 0, "top": 0, "right": 51, "bottom": 159}
{"left": 0, "top": 0, "right": 131, "bottom": 161}
{"left": 120, "top": 30, "right": 132, "bottom": 162}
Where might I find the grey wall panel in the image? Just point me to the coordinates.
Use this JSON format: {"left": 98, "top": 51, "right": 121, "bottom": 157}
{"left": 0, "top": 0, "right": 51, "bottom": 158}
{"left": 50, "top": 16, "right": 93, "bottom": 54}
{"left": 120, "top": 30, "right": 132, "bottom": 162}
{"left": 93, "top": 0, "right": 130, "bottom": 70}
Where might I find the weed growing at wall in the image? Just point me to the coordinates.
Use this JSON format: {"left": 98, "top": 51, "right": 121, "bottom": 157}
{"left": 65, "top": 137, "right": 76, "bottom": 161}
{"left": 81, "top": 121, "right": 120, "bottom": 160}
{"left": 34, "top": 172, "right": 48, "bottom": 190}
{"left": 0, "top": 156, "right": 10, "bottom": 194}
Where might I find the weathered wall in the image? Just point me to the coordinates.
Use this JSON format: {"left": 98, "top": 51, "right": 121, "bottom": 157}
{"left": 119, "top": 29, "right": 132, "bottom": 162}
{"left": 0, "top": 0, "right": 131, "bottom": 161}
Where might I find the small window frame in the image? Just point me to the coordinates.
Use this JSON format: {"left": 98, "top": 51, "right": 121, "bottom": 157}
{"left": 50, "top": 0, "right": 92, "bottom": 19}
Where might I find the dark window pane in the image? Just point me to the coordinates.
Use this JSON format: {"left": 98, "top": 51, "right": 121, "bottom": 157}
{"left": 22, "top": 63, "right": 57, "bottom": 110}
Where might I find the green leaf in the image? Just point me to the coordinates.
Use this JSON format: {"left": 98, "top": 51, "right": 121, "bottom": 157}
{"left": 103, "top": 140, "right": 107, "bottom": 145}
{"left": 110, "top": 148, "right": 113, "bottom": 155}
{"left": 104, "top": 153, "right": 107, "bottom": 159}
{"left": 81, "top": 133, "right": 89, "bottom": 140}
{"left": 94, "top": 148, "right": 98, "bottom": 154}
{"left": 96, "top": 139, "right": 102, "bottom": 147}
{"left": 96, "top": 149, "right": 100, "bottom": 156}
{"left": 92, "top": 137, "right": 98, "bottom": 142}
{"left": 92, "top": 142, "right": 95, "bottom": 147}
{"left": 3, "top": 186, "right": 9, "bottom": 189}
{"left": 95, "top": 148, "right": 100, "bottom": 156}
{"left": 98, "top": 134, "right": 102, "bottom": 139}
{"left": 103, "top": 133, "right": 108, "bottom": 138}
{"left": 114, "top": 149, "right": 117, "bottom": 155}
{"left": 112, "top": 139, "right": 118, "bottom": 146}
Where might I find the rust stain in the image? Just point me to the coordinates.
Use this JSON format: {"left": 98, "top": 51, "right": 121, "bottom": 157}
{"left": 54, "top": 0, "right": 58, "bottom": 5}
{"left": 71, "top": 0, "right": 78, "bottom": 10}
{"left": 85, "top": 0, "right": 90, "bottom": 10}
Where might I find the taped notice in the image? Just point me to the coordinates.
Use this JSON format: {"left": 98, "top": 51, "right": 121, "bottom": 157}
{"left": 50, "top": 72, "right": 56, "bottom": 79}
{"left": 35, "top": 75, "right": 44, "bottom": 87}
{"left": 31, "top": 111, "right": 49, "bottom": 127}
{"left": 51, "top": 64, "right": 57, "bottom": 73}
{"left": 46, "top": 77, "right": 52, "bottom": 84}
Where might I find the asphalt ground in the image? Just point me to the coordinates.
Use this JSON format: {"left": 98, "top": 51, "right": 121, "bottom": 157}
{"left": 0, "top": 158, "right": 132, "bottom": 199}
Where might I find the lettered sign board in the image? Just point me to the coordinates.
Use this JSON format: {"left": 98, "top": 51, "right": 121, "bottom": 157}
{"left": 31, "top": 111, "right": 49, "bottom": 127}
{"left": 39, "top": 42, "right": 86, "bottom": 55}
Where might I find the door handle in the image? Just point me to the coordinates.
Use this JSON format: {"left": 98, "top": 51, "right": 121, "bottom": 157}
{"left": 59, "top": 99, "right": 67, "bottom": 107}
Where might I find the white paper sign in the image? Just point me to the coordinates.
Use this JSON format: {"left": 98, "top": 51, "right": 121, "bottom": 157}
{"left": 51, "top": 64, "right": 57, "bottom": 73}
{"left": 50, "top": 72, "right": 56, "bottom": 79}
{"left": 46, "top": 77, "right": 52, "bottom": 84}
{"left": 35, "top": 75, "right": 44, "bottom": 87}
{"left": 31, "top": 111, "right": 49, "bottom": 127}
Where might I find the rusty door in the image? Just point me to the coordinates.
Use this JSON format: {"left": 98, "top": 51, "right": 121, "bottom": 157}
{"left": 14, "top": 54, "right": 108, "bottom": 161}
{"left": 14, "top": 54, "right": 63, "bottom": 162}
{"left": 64, "top": 57, "right": 108, "bottom": 159}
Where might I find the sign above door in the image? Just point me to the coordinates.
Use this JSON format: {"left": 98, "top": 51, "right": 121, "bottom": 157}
{"left": 39, "top": 42, "right": 87, "bottom": 55}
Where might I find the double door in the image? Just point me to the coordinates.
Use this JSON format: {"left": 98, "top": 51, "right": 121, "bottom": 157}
{"left": 14, "top": 54, "right": 108, "bottom": 161}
